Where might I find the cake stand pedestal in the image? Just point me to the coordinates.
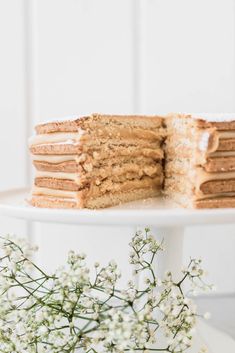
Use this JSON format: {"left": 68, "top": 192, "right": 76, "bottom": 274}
{"left": 0, "top": 187, "right": 235, "bottom": 279}
{"left": 154, "top": 226, "right": 184, "bottom": 280}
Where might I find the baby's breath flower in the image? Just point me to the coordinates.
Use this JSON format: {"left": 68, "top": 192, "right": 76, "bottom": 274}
{"left": 0, "top": 231, "right": 211, "bottom": 353}
{"left": 203, "top": 312, "right": 211, "bottom": 320}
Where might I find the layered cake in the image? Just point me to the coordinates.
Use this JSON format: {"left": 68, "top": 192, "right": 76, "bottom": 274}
{"left": 29, "top": 113, "right": 235, "bottom": 209}
{"left": 29, "top": 114, "right": 165, "bottom": 209}
{"left": 165, "top": 113, "right": 235, "bottom": 208}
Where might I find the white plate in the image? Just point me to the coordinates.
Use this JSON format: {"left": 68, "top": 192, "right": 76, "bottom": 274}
{"left": 0, "top": 188, "right": 235, "bottom": 227}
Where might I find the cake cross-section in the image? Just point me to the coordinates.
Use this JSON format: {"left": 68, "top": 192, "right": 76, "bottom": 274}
{"left": 29, "top": 112, "right": 235, "bottom": 209}
{"left": 29, "top": 114, "right": 165, "bottom": 209}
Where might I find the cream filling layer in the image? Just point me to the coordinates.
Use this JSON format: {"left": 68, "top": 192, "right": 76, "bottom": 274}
{"left": 208, "top": 151, "right": 235, "bottom": 158}
{"left": 32, "top": 154, "right": 159, "bottom": 164}
{"left": 195, "top": 192, "right": 235, "bottom": 200}
{"left": 169, "top": 192, "right": 235, "bottom": 205}
{"left": 209, "top": 151, "right": 235, "bottom": 157}
{"left": 35, "top": 171, "right": 79, "bottom": 181}
{"left": 195, "top": 168, "right": 235, "bottom": 185}
{"left": 33, "top": 155, "right": 78, "bottom": 163}
{"left": 218, "top": 131, "right": 235, "bottom": 139}
{"left": 166, "top": 169, "right": 235, "bottom": 195}
{"left": 30, "top": 127, "right": 163, "bottom": 147}
{"left": 35, "top": 162, "right": 162, "bottom": 181}
{"left": 29, "top": 132, "right": 81, "bottom": 147}
{"left": 32, "top": 186, "right": 78, "bottom": 199}
{"left": 30, "top": 130, "right": 235, "bottom": 155}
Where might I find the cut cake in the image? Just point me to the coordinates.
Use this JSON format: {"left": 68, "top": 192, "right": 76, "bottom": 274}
{"left": 29, "top": 114, "right": 165, "bottom": 209}
{"left": 29, "top": 113, "right": 235, "bottom": 209}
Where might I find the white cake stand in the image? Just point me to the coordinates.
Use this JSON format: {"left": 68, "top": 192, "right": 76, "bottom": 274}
{"left": 0, "top": 187, "right": 235, "bottom": 279}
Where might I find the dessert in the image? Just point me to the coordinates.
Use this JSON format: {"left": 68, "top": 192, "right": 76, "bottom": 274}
{"left": 29, "top": 113, "right": 235, "bottom": 209}
{"left": 164, "top": 113, "right": 235, "bottom": 208}
{"left": 29, "top": 114, "right": 165, "bottom": 209}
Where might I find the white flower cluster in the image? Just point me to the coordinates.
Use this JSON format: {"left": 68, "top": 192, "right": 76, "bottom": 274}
{"left": 0, "top": 229, "right": 211, "bottom": 353}
{"left": 159, "top": 286, "right": 197, "bottom": 351}
{"left": 100, "top": 309, "right": 149, "bottom": 352}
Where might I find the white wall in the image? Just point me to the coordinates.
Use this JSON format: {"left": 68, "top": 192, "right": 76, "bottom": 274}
{"left": 0, "top": 0, "right": 235, "bottom": 292}
{"left": 0, "top": 0, "right": 28, "bottom": 237}
{"left": 29, "top": 0, "right": 137, "bottom": 286}
{"left": 138, "top": 0, "right": 235, "bottom": 293}
{"left": 138, "top": 0, "right": 235, "bottom": 114}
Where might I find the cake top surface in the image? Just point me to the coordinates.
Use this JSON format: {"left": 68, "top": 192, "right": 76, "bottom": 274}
{"left": 189, "top": 113, "right": 235, "bottom": 123}
{"left": 36, "top": 113, "right": 235, "bottom": 126}
{"left": 34, "top": 114, "right": 164, "bottom": 135}
{"left": 36, "top": 113, "right": 163, "bottom": 125}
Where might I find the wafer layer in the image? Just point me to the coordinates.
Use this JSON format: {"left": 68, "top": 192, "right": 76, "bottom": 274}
{"left": 30, "top": 188, "right": 161, "bottom": 209}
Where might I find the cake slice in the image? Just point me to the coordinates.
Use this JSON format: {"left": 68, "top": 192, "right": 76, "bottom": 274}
{"left": 29, "top": 114, "right": 165, "bottom": 209}
{"left": 164, "top": 113, "right": 235, "bottom": 208}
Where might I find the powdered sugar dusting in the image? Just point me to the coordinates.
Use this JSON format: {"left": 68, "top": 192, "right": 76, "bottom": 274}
{"left": 198, "top": 132, "right": 210, "bottom": 151}
{"left": 191, "top": 113, "right": 235, "bottom": 122}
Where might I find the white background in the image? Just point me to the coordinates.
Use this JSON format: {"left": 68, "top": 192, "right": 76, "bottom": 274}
{"left": 0, "top": 0, "right": 235, "bottom": 316}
